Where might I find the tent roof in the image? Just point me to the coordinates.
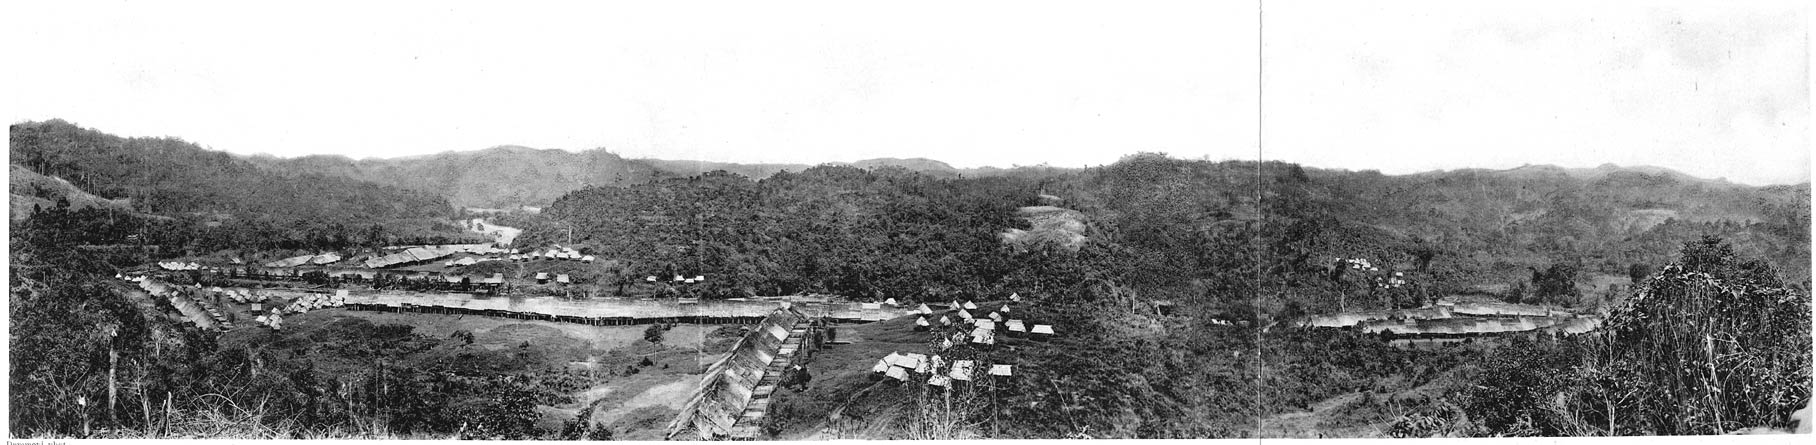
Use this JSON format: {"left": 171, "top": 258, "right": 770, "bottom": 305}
{"left": 949, "top": 360, "right": 975, "bottom": 381}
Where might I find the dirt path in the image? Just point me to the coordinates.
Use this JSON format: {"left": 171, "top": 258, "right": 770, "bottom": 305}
{"left": 591, "top": 380, "right": 695, "bottom": 425}
{"left": 1258, "top": 392, "right": 1372, "bottom": 438}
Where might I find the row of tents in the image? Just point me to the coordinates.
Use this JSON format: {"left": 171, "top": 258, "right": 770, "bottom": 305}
{"left": 264, "top": 252, "right": 343, "bottom": 268}
{"left": 157, "top": 261, "right": 203, "bottom": 271}
{"left": 363, "top": 244, "right": 503, "bottom": 268}
{"left": 512, "top": 247, "right": 595, "bottom": 263}
{"left": 871, "top": 352, "right": 1013, "bottom": 386}
{"left": 211, "top": 287, "right": 270, "bottom": 305}
{"left": 284, "top": 291, "right": 349, "bottom": 314}
{"left": 253, "top": 310, "right": 285, "bottom": 330}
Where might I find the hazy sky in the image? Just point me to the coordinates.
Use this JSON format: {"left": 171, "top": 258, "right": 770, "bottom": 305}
{"left": 5, "top": 0, "right": 1808, "bottom": 184}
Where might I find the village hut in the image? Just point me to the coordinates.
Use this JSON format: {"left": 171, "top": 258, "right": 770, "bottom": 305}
{"left": 963, "top": 301, "right": 979, "bottom": 310}
{"left": 556, "top": 274, "right": 572, "bottom": 284}
{"left": 883, "top": 298, "right": 899, "bottom": 306}
{"left": 914, "top": 316, "right": 930, "bottom": 331}
{"left": 926, "top": 375, "right": 951, "bottom": 388}
{"left": 534, "top": 272, "right": 550, "bottom": 284}
{"left": 1009, "top": 292, "right": 1021, "bottom": 302}
{"left": 916, "top": 303, "right": 933, "bottom": 315}
{"left": 581, "top": 255, "right": 596, "bottom": 263}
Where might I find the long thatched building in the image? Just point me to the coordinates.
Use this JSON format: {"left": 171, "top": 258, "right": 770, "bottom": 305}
{"left": 667, "top": 307, "right": 816, "bottom": 440}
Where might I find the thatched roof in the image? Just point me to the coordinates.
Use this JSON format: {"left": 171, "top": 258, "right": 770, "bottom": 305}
{"left": 667, "top": 308, "right": 805, "bottom": 440}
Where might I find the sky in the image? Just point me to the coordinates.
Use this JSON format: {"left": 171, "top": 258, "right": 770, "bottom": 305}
{"left": 4, "top": 0, "right": 1808, "bottom": 185}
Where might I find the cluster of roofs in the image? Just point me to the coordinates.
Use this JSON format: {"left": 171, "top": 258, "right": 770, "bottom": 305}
{"left": 263, "top": 252, "right": 343, "bottom": 268}
{"left": 870, "top": 292, "right": 1053, "bottom": 386}
{"left": 647, "top": 274, "right": 708, "bottom": 284}
{"left": 1301, "top": 295, "right": 1602, "bottom": 338}
{"left": 872, "top": 351, "right": 1014, "bottom": 387}
{"left": 510, "top": 246, "right": 595, "bottom": 262}
{"left": 909, "top": 294, "right": 1055, "bottom": 345}
{"left": 156, "top": 261, "right": 203, "bottom": 271}
{"left": 364, "top": 244, "right": 504, "bottom": 268}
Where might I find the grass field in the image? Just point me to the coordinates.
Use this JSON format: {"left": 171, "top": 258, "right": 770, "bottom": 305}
{"left": 219, "top": 308, "right": 749, "bottom": 438}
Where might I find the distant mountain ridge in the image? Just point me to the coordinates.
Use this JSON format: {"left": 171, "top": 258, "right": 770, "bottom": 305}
{"left": 13, "top": 120, "right": 1800, "bottom": 212}
{"left": 247, "top": 145, "right": 668, "bottom": 210}
{"left": 247, "top": 145, "right": 1049, "bottom": 207}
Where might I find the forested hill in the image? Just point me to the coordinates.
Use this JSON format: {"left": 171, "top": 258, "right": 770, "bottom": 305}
{"left": 9, "top": 120, "right": 478, "bottom": 253}
{"left": 526, "top": 153, "right": 1807, "bottom": 314}
{"left": 1284, "top": 164, "right": 1811, "bottom": 290}
{"left": 249, "top": 146, "right": 669, "bottom": 210}
{"left": 9, "top": 120, "right": 452, "bottom": 223}
{"left": 254, "top": 144, "right": 1056, "bottom": 208}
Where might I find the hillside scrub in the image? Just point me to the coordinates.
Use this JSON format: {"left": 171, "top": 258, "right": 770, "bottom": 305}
{"left": 1457, "top": 237, "right": 1812, "bottom": 436}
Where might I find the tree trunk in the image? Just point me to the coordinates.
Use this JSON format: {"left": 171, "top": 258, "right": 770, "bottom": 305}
{"left": 109, "top": 347, "right": 119, "bottom": 424}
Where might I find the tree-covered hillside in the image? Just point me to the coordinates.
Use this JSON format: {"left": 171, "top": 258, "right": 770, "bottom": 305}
{"left": 8, "top": 120, "right": 477, "bottom": 253}
{"left": 251, "top": 146, "right": 669, "bottom": 209}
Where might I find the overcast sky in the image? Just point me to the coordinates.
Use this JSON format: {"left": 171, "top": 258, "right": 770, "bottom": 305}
{"left": 5, "top": 0, "right": 1808, "bottom": 184}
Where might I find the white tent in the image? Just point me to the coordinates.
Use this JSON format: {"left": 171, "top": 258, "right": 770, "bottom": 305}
{"left": 883, "top": 298, "right": 898, "bottom": 306}
{"left": 989, "top": 364, "right": 1013, "bottom": 377}
{"left": 971, "top": 327, "right": 995, "bottom": 345}
{"left": 949, "top": 360, "right": 975, "bottom": 381}
{"left": 916, "top": 304, "right": 933, "bottom": 315}
{"left": 1010, "top": 292, "right": 1021, "bottom": 302}
{"left": 1032, "top": 325, "right": 1055, "bottom": 335}
{"left": 963, "top": 301, "right": 979, "bottom": 310}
